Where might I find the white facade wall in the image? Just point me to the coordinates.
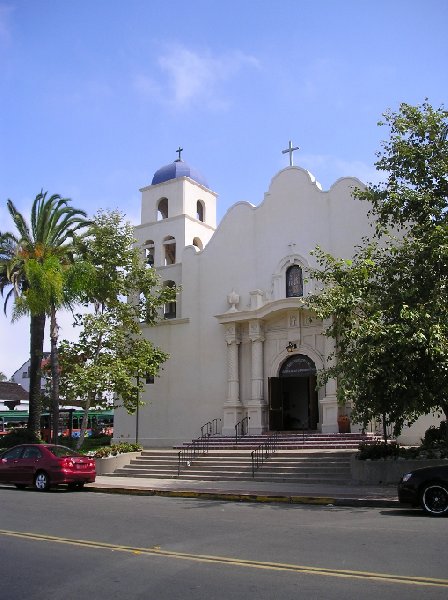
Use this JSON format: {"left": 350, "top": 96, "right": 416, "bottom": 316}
{"left": 113, "top": 164, "right": 436, "bottom": 447}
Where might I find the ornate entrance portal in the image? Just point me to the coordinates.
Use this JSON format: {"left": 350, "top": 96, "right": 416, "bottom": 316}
{"left": 269, "top": 354, "right": 319, "bottom": 431}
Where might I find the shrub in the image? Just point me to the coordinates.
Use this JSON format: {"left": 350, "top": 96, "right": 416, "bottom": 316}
{"left": 422, "top": 421, "right": 447, "bottom": 447}
{"left": 357, "top": 431, "right": 448, "bottom": 461}
{"left": 0, "top": 428, "right": 41, "bottom": 448}
{"left": 91, "top": 442, "right": 142, "bottom": 458}
{"left": 400, "top": 445, "right": 448, "bottom": 459}
{"left": 357, "top": 441, "right": 399, "bottom": 460}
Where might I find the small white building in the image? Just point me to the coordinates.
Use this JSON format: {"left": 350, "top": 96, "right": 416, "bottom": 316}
{"left": 10, "top": 354, "right": 49, "bottom": 393}
{"left": 113, "top": 150, "right": 437, "bottom": 447}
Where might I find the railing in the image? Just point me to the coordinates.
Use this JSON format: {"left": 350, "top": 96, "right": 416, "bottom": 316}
{"left": 200, "top": 418, "right": 222, "bottom": 438}
{"left": 299, "top": 418, "right": 309, "bottom": 444}
{"left": 251, "top": 432, "right": 279, "bottom": 477}
{"left": 235, "top": 416, "right": 250, "bottom": 444}
{"left": 177, "top": 436, "right": 209, "bottom": 476}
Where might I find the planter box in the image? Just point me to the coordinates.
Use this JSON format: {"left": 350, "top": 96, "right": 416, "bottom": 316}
{"left": 351, "top": 455, "right": 448, "bottom": 485}
{"left": 95, "top": 452, "right": 141, "bottom": 475}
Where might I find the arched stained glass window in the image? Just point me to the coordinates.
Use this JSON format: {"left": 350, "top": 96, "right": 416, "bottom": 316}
{"left": 286, "top": 265, "right": 303, "bottom": 297}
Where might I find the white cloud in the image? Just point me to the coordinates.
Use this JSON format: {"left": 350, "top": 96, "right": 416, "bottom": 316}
{"left": 134, "top": 44, "right": 260, "bottom": 110}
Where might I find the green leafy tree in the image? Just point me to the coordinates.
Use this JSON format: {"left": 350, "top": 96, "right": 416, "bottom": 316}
{"left": 307, "top": 101, "right": 448, "bottom": 438}
{"left": 0, "top": 372, "right": 7, "bottom": 381}
{"left": 0, "top": 192, "right": 89, "bottom": 437}
{"left": 58, "top": 210, "right": 176, "bottom": 448}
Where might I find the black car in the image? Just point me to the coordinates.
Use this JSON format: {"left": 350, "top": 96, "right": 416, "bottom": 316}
{"left": 398, "top": 464, "right": 448, "bottom": 516}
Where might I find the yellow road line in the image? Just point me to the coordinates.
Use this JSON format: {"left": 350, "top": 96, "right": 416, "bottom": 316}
{"left": 1, "top": 529, "right": 447, "bottom": 589}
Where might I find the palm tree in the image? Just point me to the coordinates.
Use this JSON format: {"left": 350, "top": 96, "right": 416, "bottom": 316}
{"left": 0, "top": 229, "right": 45, "bottom": 436}
{"left": 0, "top": 191, "right": 89, "bottom": 438}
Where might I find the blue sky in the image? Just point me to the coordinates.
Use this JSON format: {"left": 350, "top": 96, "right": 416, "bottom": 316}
{"left": 1, "top": 0, "right": 447, "bottom": 377}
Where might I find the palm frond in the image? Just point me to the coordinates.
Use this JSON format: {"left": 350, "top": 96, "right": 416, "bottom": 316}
{"left": 7, "top": 199, "right": 32, "bottom": 244}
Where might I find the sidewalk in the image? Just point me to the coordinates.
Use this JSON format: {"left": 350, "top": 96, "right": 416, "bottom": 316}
{"left": 86, "top": 475, "right": 400, "bottom": 508}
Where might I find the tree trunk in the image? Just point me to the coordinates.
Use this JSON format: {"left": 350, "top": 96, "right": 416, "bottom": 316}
{"left": 76, "top": 318, "right": 104, "bottom": 451}
{"left": 76, "top": 392, "right": 94, "bottom": 450}
{"left": 27, "top": 313, "right": 46, "bottom": 436}
{"left": 440, "top": 402, "right": 448, "bottom": 444}
{"left": 382, "top": 412, "right": 388, "bottom": 444}
{"left": 50, "top": 305, "right": 60, "bottom": 445}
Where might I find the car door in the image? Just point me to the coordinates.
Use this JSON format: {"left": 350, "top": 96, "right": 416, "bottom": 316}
{"left": 20, "top": 446, "right": 44, "bottom": 484}
{"left": 0, "top": 446, "right": 24, "bottom": 483}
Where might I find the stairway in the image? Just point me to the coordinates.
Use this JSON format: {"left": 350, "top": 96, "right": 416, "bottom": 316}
{"left": 112, "top": 449, "right": 352, "bottom": 484}
{"left": 110, "top": 433, "right": 378, "bottom": 484}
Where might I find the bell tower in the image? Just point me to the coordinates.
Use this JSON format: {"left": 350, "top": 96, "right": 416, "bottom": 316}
{"left": 134, "top": 150, "right": 217, "bottom": 318}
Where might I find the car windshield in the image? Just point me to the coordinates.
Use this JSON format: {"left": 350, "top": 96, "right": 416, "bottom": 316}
{"left": 47, "top": 445, "right": 80, "bottom": 458}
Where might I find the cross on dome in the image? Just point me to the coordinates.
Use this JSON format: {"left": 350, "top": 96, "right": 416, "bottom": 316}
{"left": 175, "top": 146, "right": 183, "bottom": 161}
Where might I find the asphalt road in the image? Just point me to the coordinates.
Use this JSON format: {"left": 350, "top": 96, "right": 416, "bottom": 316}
{"left": 0, "top": 485, "right": 446, "bottom": 600}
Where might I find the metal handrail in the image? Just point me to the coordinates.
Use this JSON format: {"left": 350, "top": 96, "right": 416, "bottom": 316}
{"left": 200, "top": 418, "right": 222, "bottom": 438}
{"left": 300, "top": 418, "right": 309, "bottom": 444}
{"left": 235, "top": 416, "right": 250, "bottom": 444}
{"left": 177, "top": 436, "right": 209, "bottom": 476}
{"left": 251, "top": 432, "right": 279, "bottom": 477}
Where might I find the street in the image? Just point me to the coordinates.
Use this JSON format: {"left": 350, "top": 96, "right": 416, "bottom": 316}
{"left": 0, "top": 486, "right": 446, "bottom": 599}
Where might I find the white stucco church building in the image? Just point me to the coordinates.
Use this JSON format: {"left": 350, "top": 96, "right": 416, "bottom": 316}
{"left": 113, "top": 146, "right": 436, "bottom": 447}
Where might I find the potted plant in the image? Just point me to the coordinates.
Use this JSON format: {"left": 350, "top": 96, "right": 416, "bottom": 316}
{"left": 337, "top": 413, "right": 351, "bottom": 434}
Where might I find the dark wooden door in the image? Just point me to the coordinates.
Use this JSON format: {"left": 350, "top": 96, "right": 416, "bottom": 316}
{"left": 269, "top": 377, "right": 283, "bottom": 430}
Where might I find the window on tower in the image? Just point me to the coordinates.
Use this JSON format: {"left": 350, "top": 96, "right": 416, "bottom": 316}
{"left": 144, "top": 240, "right": 155, "bottom": 267}
{"left": 157, "top": 197, "right": 168, "bottom": 220}
{"left": 193, "top": 237, "right": 203, "bottom": 250}
{"left": 196, "top": 200, "right": 205, "bottom": 222}
{"left": 163, "top": 236, "right": 176, "bottom": 265}
{"left": 163, "top": 280, "right": 177, "bottom": 319}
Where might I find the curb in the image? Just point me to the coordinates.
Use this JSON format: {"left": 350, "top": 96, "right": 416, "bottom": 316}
{"left": 85, "top": 485, "right": 400, "bottom": 508}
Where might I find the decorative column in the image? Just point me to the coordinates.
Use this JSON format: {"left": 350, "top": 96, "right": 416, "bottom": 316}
{"left": 247, "top": 319, "right": 266, "bottom": 434}
{"left": 321, "top": 317, "right": 338, "bottom": 433}
{"left": 222, "top": 322, "right": 244, "bottom": 436}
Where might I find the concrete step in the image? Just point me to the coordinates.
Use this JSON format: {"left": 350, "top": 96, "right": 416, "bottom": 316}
{"left": 110, "top": 447, "right": 354, "bottom": 484}
{"left": 112, "top": 470, "right": 350, "bottom": 484}
{"left": 117, "top": 466, "right": 350, "bottom": 477}
{"left": 174, "top": 434, "right": 379, "bottom": 452}
{"left": 103, "top": 434, "right": 365, "bottom": 484}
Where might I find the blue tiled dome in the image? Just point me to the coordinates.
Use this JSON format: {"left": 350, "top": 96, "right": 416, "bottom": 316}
{"left": 151, "top": 159, "right": 209, "bottom": 188}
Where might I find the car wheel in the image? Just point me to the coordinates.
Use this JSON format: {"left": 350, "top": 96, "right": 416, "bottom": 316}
{"left": 421, "top": 483, "right": 448, "bottom": 516}
{"left": 15, "top": 484, "right": 27, "bottom": 490}
{"left": 34, "top": 471, "right": 50, "bottom": 492}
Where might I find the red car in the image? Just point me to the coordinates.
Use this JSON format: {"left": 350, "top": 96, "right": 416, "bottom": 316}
{"left": 0, "top": 444, "right": 96, "bottom": 491}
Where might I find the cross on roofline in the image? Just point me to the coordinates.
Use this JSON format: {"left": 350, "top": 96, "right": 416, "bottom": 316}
{"left": 282, "top": 140, "right": 300, "bottom": 166}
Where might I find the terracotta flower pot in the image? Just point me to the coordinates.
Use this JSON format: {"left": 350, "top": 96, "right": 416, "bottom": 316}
{"left": 337, "top": 415, "right": 351, "bottom": 434}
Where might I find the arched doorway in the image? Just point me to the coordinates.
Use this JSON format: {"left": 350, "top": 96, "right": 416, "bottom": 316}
{"left": 268, "top": 354, "right": 319, "bottom": 431}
